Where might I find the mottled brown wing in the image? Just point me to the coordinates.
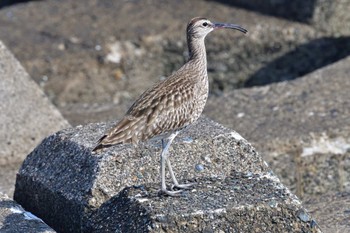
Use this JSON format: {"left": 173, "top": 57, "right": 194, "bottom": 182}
{"left": 93, "top": 72, "right": 198, "bottom": 151}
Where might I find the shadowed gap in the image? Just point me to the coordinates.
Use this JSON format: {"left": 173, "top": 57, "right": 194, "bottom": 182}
{"left": 244, "top": 37, "right": 350, "bottom": 87}
{"left": 0, "top": 0, "right": 41, "bottom": 9}
{"left": 207, "top": 0, "right": 317, "bottom": 23}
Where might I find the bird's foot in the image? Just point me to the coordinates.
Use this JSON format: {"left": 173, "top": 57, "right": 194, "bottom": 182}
{"left": 159, "top": 188, "right": 184, "bottom": 197}
{"left": 159, "top": 182, "right": 196, "bottom": 196}
{"left": 171, "top": 182, "right": 196, "bottom": 190}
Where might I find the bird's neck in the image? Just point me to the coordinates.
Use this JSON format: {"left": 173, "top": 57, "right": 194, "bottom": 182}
{"left": 187, "top": 37, "right": 207, "bottom": 66}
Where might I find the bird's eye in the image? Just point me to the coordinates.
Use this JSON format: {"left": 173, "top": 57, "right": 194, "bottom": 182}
{"left": 202, "top": 22, "right": 208, "bottom": 27}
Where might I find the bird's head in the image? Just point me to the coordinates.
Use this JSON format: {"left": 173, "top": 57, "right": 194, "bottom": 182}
{"left": 187, "top": 17, "right": 247, "bottom": 39}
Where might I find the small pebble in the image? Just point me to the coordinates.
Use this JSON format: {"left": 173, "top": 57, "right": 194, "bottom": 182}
{"left": 136, "top": 173, "right": 143, "bottom": 179}
{"left": 243, "top": 172, "right": 253, "bottom": 178}
{"left": 195, "top": 164, "right": 204, "bottom": 172}
{"left": 232, "top": 185, "right": 241, "bottom": 190}
{"left": 297, "top": 209, "right": 309, "bottom": 222}
{"left": 310, "top": 219, "right": 317, "bottom": 228}
{"left": 268, "top": 200, "right": 277, "bottom": 208}
{"left": 95, "top": 44, "right": 102, "bottom": 51}
{"left": 182, "top": 136, "right": 193, "bottom": 143}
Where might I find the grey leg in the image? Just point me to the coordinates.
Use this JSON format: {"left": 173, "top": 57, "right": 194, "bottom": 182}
{"left": 160, "top": 131, "right": 195, "bottom": 196}
{"left": 167, "top": 158, "right": 195, "bottom": 190}
{"left": 160, "top": 132, "right": 182, "bottom": 196}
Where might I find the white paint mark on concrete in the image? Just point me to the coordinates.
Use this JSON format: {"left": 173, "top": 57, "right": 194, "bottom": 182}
{"left": 155, "top": 208, "right": 227, "bottom": 219}
{"left": 23, "top": 211, "right": 44, "bottom": 222}
{"left": 106, "top": 42, "right": 122, "bottom": 64}
{"left": 105, "top": 41, "right": 144, "bottom": 64}
{"left": 136, "top": 198, "right": 149, "bottom": 203}
{"left": 236, "top": 112, "right": 245, "bottom": 118}
{"left": 10, "top": 207, "right": 23, "bottom": 214}
{"left": 272, "top": 106, "right": 279, "bottom": 111}
{"left": 302, "top": 134, "right": 350, "bottom": 157}
{"left": 10, "top": 207, "right": 44, "bottom": 222}
{"left": 190, "top": 208, "right": 227, "bottom": 216}
{"left": 229, "top": 131, "right": 245, "bottom": 141}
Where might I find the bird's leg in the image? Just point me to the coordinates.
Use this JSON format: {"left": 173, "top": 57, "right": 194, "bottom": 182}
{"left": 167, "top": 158, "right": 195, "bottom": 190}
{"left": 160, "top": 132, "right": 182, "bottom": 196}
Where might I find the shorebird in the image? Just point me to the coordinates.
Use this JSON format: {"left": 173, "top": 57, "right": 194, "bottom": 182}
{"left": 93, "top": 17, "right": 247, "bottom": 196}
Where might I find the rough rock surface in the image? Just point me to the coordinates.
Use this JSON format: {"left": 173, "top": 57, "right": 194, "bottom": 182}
{"left": 304, "top": 192, "right": 350, "bottom": 233}
{"left": 0, "top": 192, "right": 55, "bottom": 233}
{"left": 0, "top": 0, "right": 347, "bottom": 231}
{"left": 0, "top": 41, "right": 70, "bottom": 165}
{"left": 0, "top": 0, "right": 323, "bottom": 126}
{"left": 312, "top": 0, "right": 350, "bottom": 35}
{"left": 0, "top": 163, "right": 21, "bottom": 197}
{"left": 212, "top": 0, "right": 350, "bottom": 35}
{"left": 205, "top": 56, "right": 350, "bottom": 201}
{"left": 14, "top": 117, "right": 320, "bottom": 232}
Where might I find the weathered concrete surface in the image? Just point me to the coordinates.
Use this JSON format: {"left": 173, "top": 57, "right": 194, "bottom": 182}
{"left": 0, "top": 0, "right": 324, "bottom": 126}
{"left": 14, "top": 117, "right": 320, "bottom": 232}
{"left": 304, "top": 192, "right": 350, "bottom": 233}
{"left": 205, "top": 56, "right": 350, "bottom": 199}
{"left": 0, "top": 163, "right": 21, "bottom": 197}
{"left": 0, "top": 41, "right": 70, "bottom": 165}
{"left": 212, "top": 0, "right": 350, "bottom": 35}
{"left": 0, "top": 192, "right": 55, "bottom": 233}
{"left": 312, "top": 0, "right": 350, "bottom": 35}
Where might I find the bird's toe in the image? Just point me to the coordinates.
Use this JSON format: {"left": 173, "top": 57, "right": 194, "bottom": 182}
{"left": 159, "top": 188, "right": 184, "bottom": 197}
{"left": 171, "top": 182, "right": 196, "bottom": 190}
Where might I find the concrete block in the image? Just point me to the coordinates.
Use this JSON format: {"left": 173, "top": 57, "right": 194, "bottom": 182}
{"left": 14, "top": 117, "right": 320, "bottom": 232}
{"left": 205, "top": 56, "right": 350, "bottom": 199}
{"left": 0, "top": 192, "right": 55, "bottom": 233}
{"left": 312, "top": 0, "right": 350, "bottom": 35}
{"left": 0, "top": 41, "right": 70, "bottom": 165}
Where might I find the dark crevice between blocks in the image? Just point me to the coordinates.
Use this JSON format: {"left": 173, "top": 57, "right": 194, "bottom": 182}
{"left": 207, "top": 0, "right": 317, "bottom": 23}
{"left": 244, "top": 37, "right": 350, "bottom": 87}
{"left": 0, "top": 0, "right": 41, "bottom": 9}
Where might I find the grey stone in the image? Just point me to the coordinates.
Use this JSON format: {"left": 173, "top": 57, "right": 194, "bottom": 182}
{"left": 312, "top": 0, "right": 350, "bottom": 36}
{"left": 211, "top": 0, "right": 350, "bottom": 36}
{"left": 0, "top": 0, "right": 320, "bottom": 126}
{"left": 0, "top": 163, "right": 21, "bottom": 197}
{"left": 205, "top": 56, "right": 350, "bottom": 201}
{"left": 14, "top": 117, "right": 320, "bottom": 232}
{"left": 0, "top": 192, "right": 55, "bottom": 233}
{"left": 304, "top": 192, "right": 350, "bottom": 233}
{"left": 212, "top": 0, "right": 317, "bottom": 22}
{"left": 0, "top": 41, "right": 70, "bottom": 165}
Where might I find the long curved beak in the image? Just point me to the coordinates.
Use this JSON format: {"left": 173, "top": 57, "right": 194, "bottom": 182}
{"left": 213, "top": 22, "right": 247, "bottom": 34}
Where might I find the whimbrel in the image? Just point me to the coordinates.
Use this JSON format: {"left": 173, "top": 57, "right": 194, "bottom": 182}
{"left": 93, "top": 17, "right": 247, "bottom": 196}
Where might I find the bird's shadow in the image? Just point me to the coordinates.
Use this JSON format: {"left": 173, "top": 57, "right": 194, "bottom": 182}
{"left": 244, "top": 36, "right": 350, "bottom": 87}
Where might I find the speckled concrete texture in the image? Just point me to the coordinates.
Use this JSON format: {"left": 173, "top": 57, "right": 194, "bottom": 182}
{"left": 14, "top": 117, "right": 320, "bottom": 232}
{"left": 0, "top": 41, "right": 70, "bottom": 165}
{"left": 0, "top": 192, "right": 55, "bottom": 233}
{"left": 205, "top": 56, "right": 350, "bottom": 199}
{"left": 312, "top": 0, "right": 350, "bottom": 35}
{"left": 304, "top": 192, "right": 350, "bottom": 233}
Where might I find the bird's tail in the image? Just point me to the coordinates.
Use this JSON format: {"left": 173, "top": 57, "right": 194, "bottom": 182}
{"left": 92, "top": 117, "right": 145, "bottom": 152}
{"left": 92, "top": 135, "right": 109, "bottom": 152}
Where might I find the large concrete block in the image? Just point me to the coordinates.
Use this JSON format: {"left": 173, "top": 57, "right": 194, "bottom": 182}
{"left": 205, "top": 56, "right": 350, "bottom": 197}
{"left": 304, "top": 192, "right": 350, "bottom": 233}
{"left": 214, "top": 0, "right": 350, "bottom": 35}
{"left": 14, "top": 117, "right": 320, "bottom": 232}
{"left": 312, "top": 0, "right": 350, "bottom": 35}
{"left": 0, "top": 192, "right": 55, "bottom": 233}
{"left": 0, "top": 41, "right": 70, "bottom": 165}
